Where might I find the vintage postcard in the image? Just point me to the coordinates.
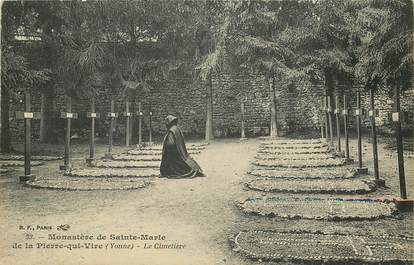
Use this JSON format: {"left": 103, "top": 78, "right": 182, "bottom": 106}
{"left": 0, "top": 0, "right": 413, "bottom": 264}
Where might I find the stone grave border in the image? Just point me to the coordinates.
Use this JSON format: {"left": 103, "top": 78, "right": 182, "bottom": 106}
{"left": 25, "top": 176, "right": 152, "bottom": 191}
{"left": 0, "top": 155, "right": 62, "bottom": 161}
{"left": 0, "top": 160, "right": 44, "bottom": 167}
{"left": 239, "top": 197, "right": 397, "bottom": 221}
{"left": 252, "top": 158, "right": 349, "bottom": 168}
{"left": 245, "top": 178, "right": 376, "bottom": 194}
{"left": 247, "top": 167, "right": 358, "bottom": 179}
{"left": 91, "top": 160, "right": 160, "bottom": 169}
{"left": 66, "top": 168, "right": 159, "bottom": 178}
{"left": 232, "top": 230, "right": 414, "bottom": 263}
{"left": 0, "top": 168, "right": 14, "bottom": 174}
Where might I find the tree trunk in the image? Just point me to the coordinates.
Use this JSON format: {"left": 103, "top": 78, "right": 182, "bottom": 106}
{"left": 1, "top": 88, "right": 12, "bottom": 152}
{"left": 205, "top": 74, "right": 214, "bottom": 141}
{"left": 269, "top": 77, "right": 278, "bottom": 137}
{"left": 369, "top": 88, "right": 379, "bottom": 181}
{"left": 394, "top": 85, "right": 407, "bottom": 198}
{"left": 240, "top": 100, "right": 246, "bottom": 139}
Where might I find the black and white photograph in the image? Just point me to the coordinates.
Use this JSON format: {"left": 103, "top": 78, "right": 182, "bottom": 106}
{"left": 0, "top": 0, "right": 413, "bottom": 264}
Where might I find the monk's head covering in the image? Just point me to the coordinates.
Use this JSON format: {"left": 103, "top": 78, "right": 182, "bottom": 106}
{"left": 165, "top": 115, "right": 178, "bottom": 128}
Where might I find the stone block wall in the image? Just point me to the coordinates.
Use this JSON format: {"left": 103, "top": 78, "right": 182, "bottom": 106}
{"left": 275, "top": 84, "right": 324, "bottom": 134}
{"left": 323, "top": 87, "right": 413, "bottom": 134}
{"left": 211, "top": 71, "right": 270, "bottom": 137}
{"left": 7, "top": 76, "right": 414, "bottom": 142}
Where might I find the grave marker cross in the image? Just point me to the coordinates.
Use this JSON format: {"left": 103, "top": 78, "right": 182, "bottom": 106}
{"left": 335, "top": 95, "right": 342, "bottom": 152}
{"left": 369, "top": 89, "right": 384, "bottom": 186}
{"left": 327, "top": 95, "right": 334, "bottom": 147}
{"left": 355, "top": 91, "right": 368, "bottom": 174}
{"left": 320, "top": 97, "right": 325, "bottom": 139}
{"left": 105, "top": 99, "right": 118, "bottom": 159}
{"left": 137, "top": 102, "right": 143, "bottom": 145}
{"left": 342, "top": 94, "right": 350, "bottom": 159}
{"left": 15, "top": 91, "right": 40, "bottom": 181}
{"left": 324, "top": 96, "right": 329, "bottom": 140}
{"left": 148, "top": 104, "right": 153, "bottom": 144}
{"left": 123, "top": 101, "right": 132, "bottom": 147}
{"left": 389, "top": 86, "right": 413, "bottom": 212}
{"left": 60, "top": 96, "right": 78, "bottom": 172}
{"left": 86, "top": 97, "right": 100, "bottom": 164}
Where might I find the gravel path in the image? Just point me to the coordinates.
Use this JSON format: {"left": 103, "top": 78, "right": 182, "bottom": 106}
{"left": 0, "top": 139, "right": 257, "bottom": 265}
{"left": 0, "top": 138, "right": 413, "bottom": 265}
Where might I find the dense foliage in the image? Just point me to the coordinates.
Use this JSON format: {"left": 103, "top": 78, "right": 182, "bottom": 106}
{"left": 0, "top": 0, "right": 412, "bottom": 147}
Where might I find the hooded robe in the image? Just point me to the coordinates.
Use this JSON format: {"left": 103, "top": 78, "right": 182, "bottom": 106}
{"left": 160, "top": 115, "right": 203, "bottom": 178}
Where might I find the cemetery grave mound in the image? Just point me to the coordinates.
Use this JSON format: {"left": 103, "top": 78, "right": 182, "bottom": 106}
{"left": 127, "top": 149, "right": 201, "bottom": 156}
{"left": 92, "top": 160, "right": 160, "bottom": 169}
{"left": 258, "top": 138, "right": 323, "bottom": 144}
{"left": 83, "top": 141, "right": 205, "bottom": 171}
{"left": 0, "top": 160, "right": 44, "bottom": 167}
{"left": 246, "top": 178, "right": 376, "bottom": 194}
{"left": 134, "top": 143, "right": 207, "bottom": 151}
{"left": 0, "top": 168, "right": 14, "bottom": 174}
{"left": 253, "top": 158, "right": 348, "bottom": 168}
{"left": 260, "top": 142, "right": 329, "bottom": 149}
{"left": 26, "top": 176, "right": 151, "bottom": 191}
{"left": 67, "top": 168, "right": 159, "bottom": 178}
{"left": 0, "top": 154, "right": 62, "bottom": 161}
{"left": 258, "top": 148, "right": 332, "bottom": 155}
{"left": 126, "top": 142, "right": 207, "bottom": 156}
{"left": 138, "top": 145, "right": 205, "bottom": 151}
{"left": 240, "top": 197, "right": 396, "bottom": 220}
{"left": 233, "top": 230, "right": 413, "bottom": 263}
{"left": 255, "top": 152, "right": 338, "bottom": 160}
{"left": 248, "top": 167, "right": 358, "bottom": 179}
{"left": 111, "top": 154, "right": 161, "bottom": 161}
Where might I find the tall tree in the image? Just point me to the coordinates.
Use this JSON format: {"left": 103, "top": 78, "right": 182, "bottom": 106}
{"left": 354, "top": 0, "right": 413, "bottom": 93}
{"left": 227, "top": 0, "right": 316, "bottom": 136}
{"left": 194, "top": 0, "right": 228, "bottom": 141}
{"left": 1, "top": 1, "right": 50, "bottom": 151}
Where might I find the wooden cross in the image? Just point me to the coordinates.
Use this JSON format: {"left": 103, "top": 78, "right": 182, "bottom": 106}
{"left": 123, "top": 101, "right": 132, "bottom": 147}
{"left": 105, "top": 99, "right": 118, "bottom": 159}
{"left": 327, "top": 95, "right": 334, "bottom": 147}
{"left": 86, "top": 97, "right": 100, "bottom": 164}
{"left": 137, "top": 102, "right": 143, "bottom": 145}
{"left": 355, "top": 91, "right": 368, "bottom": 174}
{"left": 148, "top": 104, "right": 153, "bottom": 144}
{"left": 368, "top": 109, "right": 380, "bottom": 118}
{"left": 15, "top": 91, "right": 40, "bottom": 182}
{"left": 60, "top": 95, "right": 78, "bottom": 172}
{"left": 334, "top": 95, "right": 342, "bottom": 152}
{"left": 323, "top": 96, "right": 329, "bottom": 140}
{"left": 369, "top": 89, "right": 383, "bottom": 185}
{"left": 393, "top": 86, "right": 408, "bottom": 202}
{"left": 342, "top": 94, "right": 350, "bottom": 159}
{"left": 320, "top": 97, "right": 325, "bottom": 139}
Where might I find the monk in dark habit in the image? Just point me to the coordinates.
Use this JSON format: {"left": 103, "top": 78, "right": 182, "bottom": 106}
{"left": 160, "top": 115, "right": 204, "bottom": 178}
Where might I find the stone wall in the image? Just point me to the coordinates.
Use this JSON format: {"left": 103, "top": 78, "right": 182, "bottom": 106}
{"left": 358, "top": 89, "right": 414, "bottom": 132}
{"left": 7, "top": 76, "right": 414, "bottom": 143}
{"left": 276, "top": 84, "right": 324, "bottom": 134}
{"left": 211, "top": 72, "right": 270, "bottom": 137}
{"left": 323, "top": 87, "right": 414, "bottom": 134}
